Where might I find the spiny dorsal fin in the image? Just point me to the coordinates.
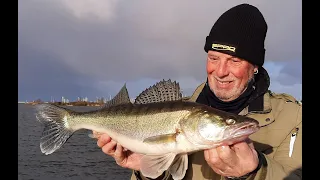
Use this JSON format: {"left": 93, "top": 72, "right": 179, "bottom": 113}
{"left": 134, "top": 79, "right": 182, "bottom": 104}
{"left": 104, "top": 83, "right": 131, "bottom": 108}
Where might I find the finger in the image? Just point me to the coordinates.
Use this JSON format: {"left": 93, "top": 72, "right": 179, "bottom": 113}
{"left": 233, "top": 141, "right": 257, "bottom": 160}
{"left": 101, "top": 140, "right": 117, "bottom": 155}
{"left": 114, "top": 143, "right": 126, "bottom": 166}
{"left": 204, "top": 148, "right": 226, "bottom": 170}
{"left": 216, "top": 145, "right": 237, "bottom": 168}
{"left": 92, "top": 131, "right": 103, "bottom": 139}
{"left": 232, "top": 141, "right": 259, "bottom": 173}
{"left": 204, "top": 149, "right": 210, "bottom": 161}
{"left": 97, "top": 134, "right": 112, "bottom": 148}
{"left": 92, "top": 130, "right": 98, "bottom": 136}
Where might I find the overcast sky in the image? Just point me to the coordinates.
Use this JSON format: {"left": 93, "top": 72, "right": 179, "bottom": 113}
{"left": 18, "top": 0, "right": 302, "bottom": 102}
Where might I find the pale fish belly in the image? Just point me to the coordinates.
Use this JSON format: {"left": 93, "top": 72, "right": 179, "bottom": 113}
{"left": 107, "top": 131, "right": 200, "bottom": 155}
{"left": 71, "top": 121, "right": 200, "bottom": 155}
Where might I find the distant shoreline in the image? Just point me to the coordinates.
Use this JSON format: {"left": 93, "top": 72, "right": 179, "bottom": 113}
{"left": 18, "top": 96, "right": 192, "bottom": 106}
{"left": 18, "top": 102, "right": 105, "bottom": 106}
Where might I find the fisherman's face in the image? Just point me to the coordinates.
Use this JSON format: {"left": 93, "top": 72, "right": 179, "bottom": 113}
{"left": 206, "top": 50, "right": 258, "bottom": 102}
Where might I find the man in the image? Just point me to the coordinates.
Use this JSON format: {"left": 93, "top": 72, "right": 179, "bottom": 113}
{"left": 93, "top": 3, "right": 302, "bottom": 180}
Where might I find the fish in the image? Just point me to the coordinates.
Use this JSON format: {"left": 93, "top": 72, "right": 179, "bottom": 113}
{"left": 34, "top": 79, "right": 260, "bottom": 180}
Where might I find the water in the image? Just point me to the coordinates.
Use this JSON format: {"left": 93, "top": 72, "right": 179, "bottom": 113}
{"left": 18, "top": 104, "right": 132, "bottom": 180}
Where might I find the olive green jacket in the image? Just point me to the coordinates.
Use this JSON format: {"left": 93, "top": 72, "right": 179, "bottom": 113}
{"left": 131, "top": 82, "right": 302, "bottom": 180}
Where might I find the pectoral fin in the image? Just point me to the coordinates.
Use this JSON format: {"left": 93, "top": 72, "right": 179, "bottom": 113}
{"left": 143, "top": 129, "right": 182, "bottom": 144}
{"left": 140, "top": 153, "right": 176, "bottom": 179}
{"left": 143, "top": 133, "right": 177, "bottom": 144}
{"left": 168, "top": 154, "right": 189, "bottom": 180}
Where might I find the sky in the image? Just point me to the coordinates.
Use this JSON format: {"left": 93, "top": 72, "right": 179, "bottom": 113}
{"left": 18, "top": 0, "right": 302, "bottom": 102}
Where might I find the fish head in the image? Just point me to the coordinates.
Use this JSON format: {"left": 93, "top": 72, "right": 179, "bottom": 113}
{"left": 196, "top": 110, "right": 260, "bottom": 146}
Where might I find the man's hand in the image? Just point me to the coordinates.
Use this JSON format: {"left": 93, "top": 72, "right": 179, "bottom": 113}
{"left": 93, "top": 131, "right": 143, "bottom": 171}
{"left": 204, "top": 139, "right": 259, "bottom": 177}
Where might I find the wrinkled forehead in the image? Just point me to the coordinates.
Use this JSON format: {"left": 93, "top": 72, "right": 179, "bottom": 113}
{"left": 208, "top": 50, "right": 245, "bottom": 61}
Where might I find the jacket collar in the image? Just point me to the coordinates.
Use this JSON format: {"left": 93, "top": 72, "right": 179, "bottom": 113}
{"left": 241, "top": 92, "right": 276, "bottom": 127}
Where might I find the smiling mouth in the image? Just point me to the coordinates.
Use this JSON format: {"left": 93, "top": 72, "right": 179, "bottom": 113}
{"left": 217, "top": 80, "right": 232, "bottom": 84}
{"left": 215, "top": 78, "right": 233, "bottom": 84}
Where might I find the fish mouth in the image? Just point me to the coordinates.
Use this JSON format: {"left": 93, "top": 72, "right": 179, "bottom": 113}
{"left": 225, "top": 122, "right": 260, "bottom": 139}
{"left": 234, "top": 123, "right": 259, "bottom": 137}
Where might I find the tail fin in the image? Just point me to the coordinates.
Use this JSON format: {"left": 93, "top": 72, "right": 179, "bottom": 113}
{"left": 34, "top": 104, "right": 75, "bottom": 155}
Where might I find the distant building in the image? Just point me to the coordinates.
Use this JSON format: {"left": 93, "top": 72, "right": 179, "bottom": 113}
{"left": 61, "top": 96, "right": 69, "bottom": 103}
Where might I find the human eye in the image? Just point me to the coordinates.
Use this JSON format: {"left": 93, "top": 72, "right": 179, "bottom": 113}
{"left": 231, "top": 58, "right": 241, "bottom": 63}
{"left": 208, "top": 56, "right": 218, "bottom": 61}
{"left": 229, "top": 58, "right": 242, "bottom": 65}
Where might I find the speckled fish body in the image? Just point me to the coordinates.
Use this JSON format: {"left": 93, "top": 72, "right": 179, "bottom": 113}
{"left": 35, "top": 79, "right": 260, "bottom": 180}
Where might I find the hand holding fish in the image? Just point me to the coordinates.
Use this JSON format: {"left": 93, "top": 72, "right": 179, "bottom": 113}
{"left": 204, "top": 139, "right": 259, "bottom": 178}
{"left": 93, "top": 131, "right": 143, "bottom": 171}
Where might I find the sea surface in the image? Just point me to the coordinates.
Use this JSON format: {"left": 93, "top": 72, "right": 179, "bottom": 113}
{"left": 18, "top": 104, "right": 132, "bottom": 180}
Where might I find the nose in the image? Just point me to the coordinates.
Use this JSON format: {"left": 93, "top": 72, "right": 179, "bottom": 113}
{"left": 216, "top": 60, "right": 229, "bottom": 78}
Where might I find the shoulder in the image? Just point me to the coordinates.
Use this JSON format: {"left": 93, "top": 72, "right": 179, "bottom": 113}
{"left": 249, "top": 91, "right": 302, "bottom": 150}
{"left": 268, "top": 90, "right": 302, "bottom": 106}
{"left": 267, "top": 90, "right": 302, "bottom": 117}
{"left": 247, "top": 90, "right": 301, "bottom": 129}
{"left": 186, "top": 82, "right": 206, "bottom": 102}
{"left": 262, "top": 90, "right": 302, "bottom": 125}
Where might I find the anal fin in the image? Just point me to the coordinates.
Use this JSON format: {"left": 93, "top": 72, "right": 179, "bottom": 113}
{"left": 169, "top": 154, "right": 188, "bottom": 180}
{"left": 140, "top": 153, "right": 176, "bottom": 179}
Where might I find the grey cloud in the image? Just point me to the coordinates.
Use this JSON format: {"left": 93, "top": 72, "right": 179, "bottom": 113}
{"left": 18, "top": 0, "right": 301, "bottom": 100}
{"left": 18, "top": 42, "right": 114, "bottom": 101}
{"left": 275, "top": 60, "right": 302, "bottom": 86}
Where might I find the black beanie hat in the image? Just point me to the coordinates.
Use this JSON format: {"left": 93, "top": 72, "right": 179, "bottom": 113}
{"left": 204, "top": 4, "right": 268, "bottom": 67}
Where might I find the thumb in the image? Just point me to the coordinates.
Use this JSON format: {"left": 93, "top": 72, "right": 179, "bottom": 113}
{"left": 114, "top": 143, "right": 126, "bottom": 166}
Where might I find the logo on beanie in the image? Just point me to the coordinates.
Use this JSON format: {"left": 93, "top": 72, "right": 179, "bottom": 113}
{"left": 212, "top": 43, "right": 236, "bottom": 52}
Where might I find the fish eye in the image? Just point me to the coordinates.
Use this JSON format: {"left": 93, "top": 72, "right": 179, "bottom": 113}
{"left": 226, "top": 119, "right": 236, "bottom": 125}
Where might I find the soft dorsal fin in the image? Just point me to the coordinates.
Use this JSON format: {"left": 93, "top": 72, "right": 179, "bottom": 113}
{"left": 134, "top": 79, "right": 182, "bottom": 104}
{"left": 104, "top": 83, "right": 131, "bottom": 108}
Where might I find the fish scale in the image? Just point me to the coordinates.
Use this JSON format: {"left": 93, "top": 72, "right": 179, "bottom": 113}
{"left": 34, "top": 79, "right": 260, "bottom": 180}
